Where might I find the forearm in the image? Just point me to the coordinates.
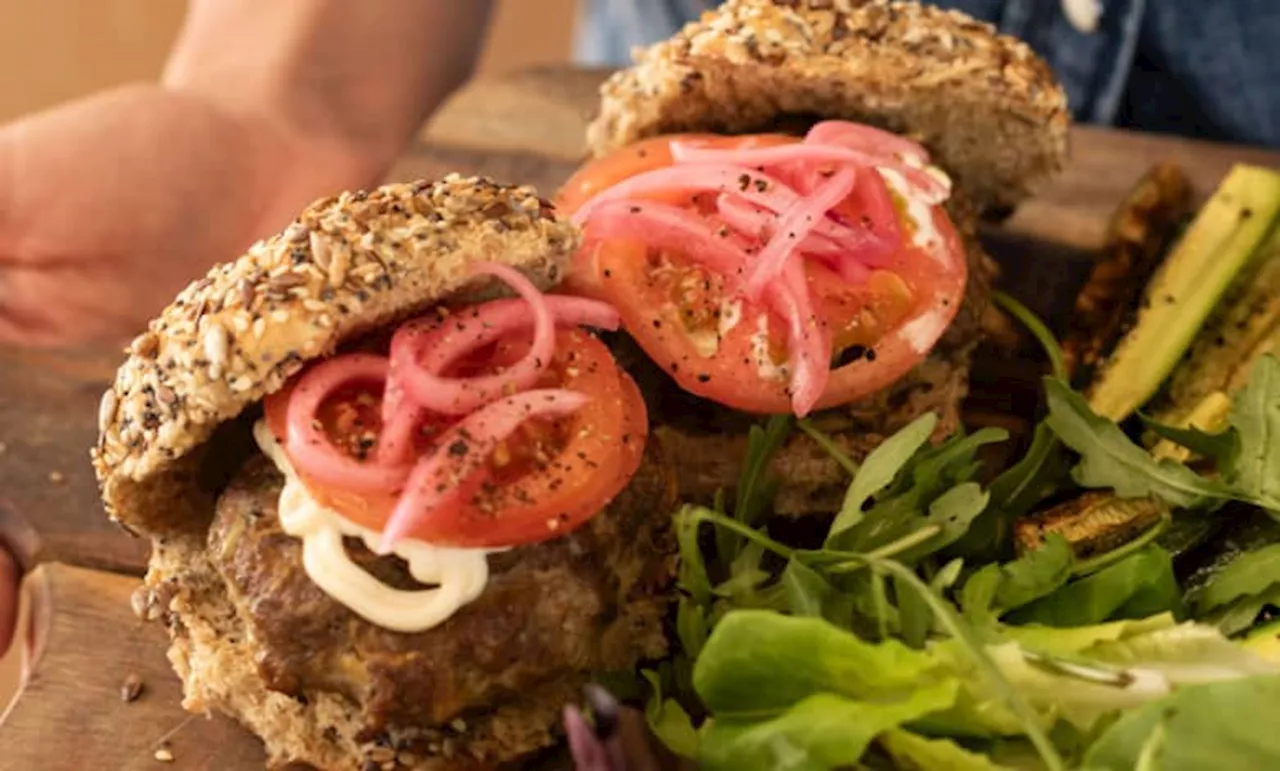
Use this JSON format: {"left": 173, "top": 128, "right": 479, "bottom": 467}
{"left": 162, "top": 0, "right": 494, "bottom": 181}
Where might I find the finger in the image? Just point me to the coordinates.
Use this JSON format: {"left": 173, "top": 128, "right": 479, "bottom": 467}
{"left": 0, "top": 544, "right": 19, "bottom": 661}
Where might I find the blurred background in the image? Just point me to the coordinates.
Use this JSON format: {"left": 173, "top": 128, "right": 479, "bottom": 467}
{"left": 0, "top": 0, "right": 576, "bottom": 711}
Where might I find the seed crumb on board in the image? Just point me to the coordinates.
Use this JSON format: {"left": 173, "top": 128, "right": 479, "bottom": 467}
{"left": 120, "top": 673, "right": 144, "bottom": 703}
{"left": 48, "top": 470, "right": 65, "bottom": 483}
{"left": 154, "top": 745, "right": 174, "bottom": 763}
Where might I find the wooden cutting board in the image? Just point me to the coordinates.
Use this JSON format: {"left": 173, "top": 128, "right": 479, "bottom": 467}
{"left": 2, "top": 64, "right": 1279, "bottom": 770}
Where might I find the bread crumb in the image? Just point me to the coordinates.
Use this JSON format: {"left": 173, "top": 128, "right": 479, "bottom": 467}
{"left": 121, "top": 673, "right": 145, "bottom": 703}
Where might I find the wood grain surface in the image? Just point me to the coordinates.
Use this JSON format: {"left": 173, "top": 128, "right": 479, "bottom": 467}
{"left": 1, "top": 64, "right": 1279, "bottom": 770}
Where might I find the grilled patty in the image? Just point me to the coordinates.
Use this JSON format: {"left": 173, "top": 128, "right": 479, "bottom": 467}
{"left": 197, "top": 438, "right": 677, "bottom": 765}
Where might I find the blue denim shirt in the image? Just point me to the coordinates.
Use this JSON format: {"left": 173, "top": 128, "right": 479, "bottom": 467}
{"left": 574, "top": 0, "right": 1280, "bottom": 148}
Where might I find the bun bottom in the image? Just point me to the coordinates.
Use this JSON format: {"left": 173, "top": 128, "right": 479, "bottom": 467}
{"left": 143, "top": 536, "right": 589, "bottom": 771}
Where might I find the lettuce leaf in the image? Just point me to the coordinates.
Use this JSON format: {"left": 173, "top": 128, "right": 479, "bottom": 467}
{"left": 697, "top": 683, "right": 959, "bottom": 771}
{"left": 1084, "top": 675, "right": 1280, "bottom": 770}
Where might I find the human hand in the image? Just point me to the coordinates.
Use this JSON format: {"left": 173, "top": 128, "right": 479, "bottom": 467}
{"left": 0, "top": 84, "right": 379, "bottom": 348}
{"left": 0, "top": 541, "right": 18, "bottom": 662}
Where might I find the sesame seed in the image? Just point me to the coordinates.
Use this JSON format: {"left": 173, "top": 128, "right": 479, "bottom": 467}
{"left": 48, "top": 470, "right": 65, "bottom": 483}
{"left": 202, "top": 323, "right": 229, "bottom": 375}
{"left": 154, "top": 747, "right": 174, "bottom": 763}
{"left": 98, "top": 390, "right": 119, "bottom": 433}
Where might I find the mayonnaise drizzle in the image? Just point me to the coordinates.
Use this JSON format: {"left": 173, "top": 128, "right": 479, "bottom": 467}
{"left": 878, "top": 167, "right": 945, "bottom": 255}
{"left": 253, "top": 420, "right": 495, "bottom": 633}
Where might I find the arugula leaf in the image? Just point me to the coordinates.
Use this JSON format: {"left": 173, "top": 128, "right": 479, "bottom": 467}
{"left": 697, "top": 683, "right": 959, "bottom": 771}
{"left": 1008, "top": 546, "right": 1182, "bottom": 627}
{"left": 955, "top": 422, "right": 1072, "bottom": 559}
{"left": 677, "top": 597, "right": 709, "bottom": 659}
{"left": 829, "top": 428, "right": 1005, "bottom": 554}
{"left": 734, "top": 414, "right": 793, "bottom": 527}
{"left": 960, "top": 534, "right": 1074, "bottom": 625}
{"left": 1138, "top": 411, "right": 1241, "bottom": 465}
{"left": 722, "top": 415, "right": 793, "bottom": 563}
{"left": 796, "top": 419, "right": 859, "bottom": 477}
{"left": 781, "top": 558, "right": 835, "bottom": 619}
{"left": 993, "top": 290, "right": 1068, "bottom": 381}
{"left": 675, "top": 505, "right": 713, "bottom": 606}
{"left": 879, "top": 729, "right": 1014, "bottom": 771}
{"left": 1226, "top": 354, "right": 1280, "bottom": 513}
{"left": 829, "top": 413, "right": 938, "bottom": 539}
{"left": 896, "top": 483, "right": 991, "bottom": 562}
{"left": 641, "top": 670, "right": 700, "bottom": 759}
{"left": 895, "top": 571, "right": 933, "bottom": 649}
{"left": 693, "top": 610, "right": 941, "bottom": 715}
{"left": 1044, "top": 378, "right": 1230, "bottom": 508}
{"left": 1190, "top": 542, "right": 1280, "bottom": 616}
{"left": 1084, "top": 675, "right": 1280, "bottom": 771}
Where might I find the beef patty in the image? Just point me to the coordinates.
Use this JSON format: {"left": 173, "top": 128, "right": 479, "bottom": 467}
{"left": 158, "top": 434, "right": 678, "bottom": 769}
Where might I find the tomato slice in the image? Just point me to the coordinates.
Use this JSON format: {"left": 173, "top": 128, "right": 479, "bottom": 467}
{"left": 264, "top": 327, "right": 647, "bottom": 548}
{"left": 557, "top": 133, "right": 967, "bottom": 415}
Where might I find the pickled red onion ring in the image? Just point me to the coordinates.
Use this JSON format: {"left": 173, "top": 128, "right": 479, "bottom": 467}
{"left": 714, "top": 193, "right": 860, "bottom": 257}
{"left": 766, "top": 256, "right": 829, "bottom": 417}
{"left": 804, "top": 120, "right": 931, "bottom": 166}
{"left": 582, "top": 200, "right": 748, "bottom": 276}
{"left": 386, "top": 293, "right": 618, "bottom": 425}
{"left": 744, "top": 166, "right": 857, "bottom": 299}
{"left": 284, "top": 353, "right": 411, "bottom": 492}
{"left": 378, "top": 388, "right": 589, "bottom": 551}
{"left": 568, "top": 162, "right": 861, "bottom": 243}
{"left": 391, "top": 261, "right": 556, "bottom": 417}
{"left": 669, "top": 140, "right": 948, "bottom": 204}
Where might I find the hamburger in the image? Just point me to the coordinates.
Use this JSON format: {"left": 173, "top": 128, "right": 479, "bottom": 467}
{"left": 93, "top": 177, "right": 678, "bottom": 770}
{"left": 560, "top": 0, "right": 1069, "bottom": 515}
{"left": 90, "top": 2, "right": 1074, "bottom": 769}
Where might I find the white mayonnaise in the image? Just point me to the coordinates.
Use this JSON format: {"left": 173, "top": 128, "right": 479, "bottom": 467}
{"left": 252, "top": 421, "right": 494, "bottom": 633}
{"left": 878, "top": 167, "right": 945, "bottom": 256}
{"left": 749, "top": 313, "right": 789, "bottom": 381}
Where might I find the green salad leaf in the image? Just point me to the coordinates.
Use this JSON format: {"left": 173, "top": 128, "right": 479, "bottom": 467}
{"left": 830, "top": 413, "right": 938, "bottom": 539}
{"left": 960, "top": 534, "right": 1074, "bottom": 627}
{"left": 641, "top": 670, "right": 699, "bottom": 759}
{"left": 697, "top": 684, "right": 959, "bottom": 771}
{"left": 1044, "top": 378, "right": 1231, "bottom": 508}
{"left": 1190, "top": 542, "right": 1280, "bottom": 616}
{"left": 693, "top": 611, "right": 943, "bottom": 715}
{"left": 878, "top": 729, "right": 1014, "bottom": 771}
{"left": 1084, "top": 675, "right": 1280, "bottom": 770}
{"left": 1008, "top": 545, "right": 1183, "bottom": 627}
{"left": 1137, "top": 412, "right": 1241, "bottom": 465}
{"left": 1226, "top": 354, "right": 1280, "bottom": 514}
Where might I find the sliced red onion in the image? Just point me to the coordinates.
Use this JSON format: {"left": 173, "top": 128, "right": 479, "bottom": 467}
{"left": 378, "top": 388, "right": 589, "bottom": 551}
{"left": 805, "top": 119, "right": 931, "bottom": 166}
{"left": 582, "top": 200, "right": 749, "bottom": 276}
{"left": 765, "top": 256, "right": 830, "bottom": 417}
{"left": 390, "top": 261, "right": 557, "bottom": 417}
{"left": 284, "top": 353, "right": 411, "bottom": 492}
{"left": 669, "top": 140, "right": 947, "bottom": 204}
{"left": 569, "top": 162, "right": 804, "bottom": 226}
{"left": 744, "top": 166, "right": 857, "bottom": 299}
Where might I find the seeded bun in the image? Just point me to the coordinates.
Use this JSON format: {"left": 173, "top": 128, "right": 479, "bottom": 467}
{"left": 587, "top": 0, "right": 1070, "bottom": 212}
{"left": 92, "top": 175, "right": 579, "bottom": 538}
